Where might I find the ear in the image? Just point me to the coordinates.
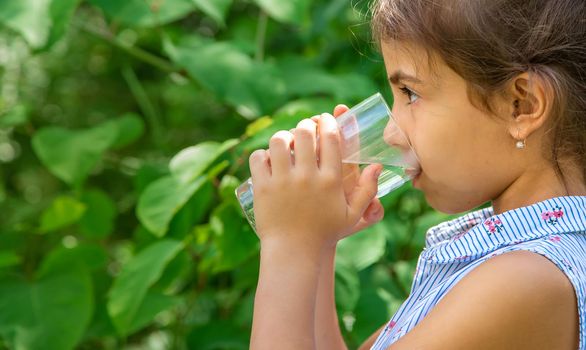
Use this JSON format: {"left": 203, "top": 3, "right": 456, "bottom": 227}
{"left": 506, "top": 72, "right": 552, "bottom": 142}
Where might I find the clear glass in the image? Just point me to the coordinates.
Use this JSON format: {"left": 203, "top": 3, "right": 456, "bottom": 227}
{"left": 235, "top": 92, "right": 420, "bottom": 233}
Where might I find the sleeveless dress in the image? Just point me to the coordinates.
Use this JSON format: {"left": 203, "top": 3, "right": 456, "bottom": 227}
{"left": 371, "top": 196, "right": 586, "bottom": 350}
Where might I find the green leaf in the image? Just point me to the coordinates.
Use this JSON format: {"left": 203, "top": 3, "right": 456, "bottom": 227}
{"left": 44, "top": 0, "right": 83, "bottom": 48}
{"left": 133, "top": 162, "right": 169, "bottom": 195}
{"left": 394, "top": 260, "right": 417, "bottom": 294}
{"left": 0, "top": 0, "right": 51, "bottom": 48}
{"left": 127, "top": 292, "right": 181, "bottom": 335}
{"left": 79, "top": 189, "right": 117, "bottom": 238}
{"left": 187, "top": 320, "right": 249, "bottom": 350}
{"left": 170, "top": 139, "right": 238, "bottom": 184}
{"left": 277, "top": 58, "right": 377, "bottom": 101}
{"left": 32, "top": 123, "right": 118, "bottom": 187}
{"left": 0, "top": 251, "right": 21, "bottom": 268}
{"left": 236, "top": 113, "right": 301, "bottom": 154}
{"left": 0, "top": 0, "right": 81, "bottom": 49}
{"left": 252, "top": 0, "right": 310, "bottom": 24}
{"left": 107, "top": 239, "right": 183, "bottom": 336}
{"left": 0, "top": 104, "right": 29, "bottom": 128}
{"left": 218, "top": 175, "right": 240, "bottom": 201}
{"left": 337, "top": 223, "right": 387, "bottom": 271}
{"left": 0, "top": 257, "right": 93, "bottom": 350}
{"left": 191, "top": 0, "right": 232, "bottom": 25}
{"left": 39, "top": 243, "right": 108, "bottom": 273}
{"left": 351, "top": 288, "right": 389, "bottom": 343}
{"left": 88, "top": 0, "right": 196, "bottom": 27}
{"left": 104, "top": 113, "right": 145, "bottom": 149}
{"left": 245, "top": 116, "right": 273, "bottom": 137}
{"left": 136, "top": 175, "right": 206, "bottom": 237}
{"left": 152, "top": 250, "right": 190, "bottom": 291}
{"left": 273, "top": 97, "right": 337, "bottom": 119}
{"left": 209, "top": 202, "right": 259, "bottom": 273}
{"left": 167, "top": 180, "right": 214, "bottom": 239}
{"left": 334, "top": 258, "right": 360, "bottom": 313}
{"left": 164, "top": 39, "right": 286, "bottom": 118}
{"left": 39, "top": 195, "right": 87, "bottom": 233}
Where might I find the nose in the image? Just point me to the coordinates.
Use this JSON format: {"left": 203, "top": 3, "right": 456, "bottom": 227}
{"left": 384, "top": 118, "right": 421, "bottom": 172}
{"left": 383, "top": 118, "right": 410, "bottom": 149}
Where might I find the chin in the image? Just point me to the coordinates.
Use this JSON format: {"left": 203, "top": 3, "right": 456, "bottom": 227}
{"left": 424, "top": 192, "right": 485, "bottom": 215}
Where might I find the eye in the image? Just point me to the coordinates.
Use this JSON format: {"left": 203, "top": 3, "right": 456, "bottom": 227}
{"left": 399, "top": 86, "right": 419, "bottom": 105}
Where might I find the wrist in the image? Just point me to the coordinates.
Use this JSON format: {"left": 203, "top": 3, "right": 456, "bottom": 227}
{"left": 259, "top": 235, "right": 335, "bottom": 264}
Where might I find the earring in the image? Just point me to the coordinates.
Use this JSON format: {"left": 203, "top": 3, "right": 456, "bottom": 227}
{"left": 515, "top": 125, "right": 526, "bottom": 149}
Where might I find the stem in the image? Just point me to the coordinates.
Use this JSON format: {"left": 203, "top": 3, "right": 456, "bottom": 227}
{"left": 75, "top": 20, "right": 179, "bottom": 74}
{"left": 121, "top": 65, "right": 164, "bottom": 147}
{"left": 255, "top": 11, "right": 268, "bottom": 62}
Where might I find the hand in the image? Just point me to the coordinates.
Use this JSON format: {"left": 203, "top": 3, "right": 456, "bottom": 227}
{"left": 297, "top": 105, "right": 386, "bottom": 240}
{"left": 249, "top": 112, "right": 383, "bottom": 250}
{"left": 328, "top": 104, "right": 386, "bottom": 237}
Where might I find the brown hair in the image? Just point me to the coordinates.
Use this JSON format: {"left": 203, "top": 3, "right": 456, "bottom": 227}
{"left": 371, "top": 0, "right": 586, "bottom": 188}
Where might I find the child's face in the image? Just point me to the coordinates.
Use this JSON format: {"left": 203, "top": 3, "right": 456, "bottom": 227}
{"left": 381, "top": 41, "right": 523, "bottom": 214}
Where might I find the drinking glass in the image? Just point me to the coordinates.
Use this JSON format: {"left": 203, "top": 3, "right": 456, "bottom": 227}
{"left": 235, "top": 92, "right": 420, "bottom": 233}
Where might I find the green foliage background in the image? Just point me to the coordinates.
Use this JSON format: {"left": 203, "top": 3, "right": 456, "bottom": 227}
{"left": 0, "top": 0, "right": 459, "bottom": 349}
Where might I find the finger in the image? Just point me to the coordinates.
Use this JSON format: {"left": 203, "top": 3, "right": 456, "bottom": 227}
{"left": 343, "top": 199, "right": 384, "bottom": 236}
{"left": 333, "top": 104, "right": 349, "bottom": 118}
{"left": 294, "top": 118, "right": 318, "bottom": 172}
{"left": 249, "top": 149, "right": 271, "bottom": 185}
{"left": 333, "top": 108, "right": 359, "bottom": 164}
{"left": 318, "top": 113, "right": 342, "bottom": 176}
{"left": 306, "top": 118, "right": 320, "bottom": 166}
{"left": 348, "top": 164, "right": 383, "bottom": 222}
{"left": 363, "top": 198, "right": 385, "bottom": 222}
{"left": 268, "top": 130, "right": 294, "bottom": 177}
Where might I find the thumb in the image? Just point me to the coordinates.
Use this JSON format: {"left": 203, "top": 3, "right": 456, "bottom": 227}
{"left": 348, "top": 164, "right": 382, "bottom": 221}
{"left": 333, "top": 104, "right": 349, "bottom": 117}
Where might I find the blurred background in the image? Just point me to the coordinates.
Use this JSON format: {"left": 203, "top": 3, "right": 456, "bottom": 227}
{"left": 0, "top": 0, "right": 458, "bottom": 349}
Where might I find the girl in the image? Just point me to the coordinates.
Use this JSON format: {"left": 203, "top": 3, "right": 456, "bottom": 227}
{"left": 248, "top": 0, "right": 586, "bottom": 349}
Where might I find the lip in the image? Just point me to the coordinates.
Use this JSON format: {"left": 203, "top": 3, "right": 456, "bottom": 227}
{"left": 412, "top": 171, "right": 422, "bottom": 188}
{"left": 404, "top": 167, "right": 421, "bottom": 179}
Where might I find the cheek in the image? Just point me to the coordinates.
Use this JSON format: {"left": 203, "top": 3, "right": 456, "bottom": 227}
{"left": 413, "top": 115, "right": 484, "bottom": 183}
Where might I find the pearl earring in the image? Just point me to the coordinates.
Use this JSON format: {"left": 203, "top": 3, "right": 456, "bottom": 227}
{"left": 516, "top": 139, "right": 526, "bottom": 149}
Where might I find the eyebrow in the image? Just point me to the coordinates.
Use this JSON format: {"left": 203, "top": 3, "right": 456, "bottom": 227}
{"left": 388, "top": 71, "right": 424, "bottom": 85}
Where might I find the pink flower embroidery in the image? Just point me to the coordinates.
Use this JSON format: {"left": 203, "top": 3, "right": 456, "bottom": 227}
{"left": 541, "top": 206, "right": 564, "bottom": 225}
{"left": 549, "top": 235, "right": 561, "bottom": 243}
{"left": 483, "top": 217, "right": 504, "bottom": 235}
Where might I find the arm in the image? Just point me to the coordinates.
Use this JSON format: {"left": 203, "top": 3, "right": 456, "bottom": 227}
{"left": 313, "top": 104, "right": 386, "bottom": 350}
{"left": 251, "top": 239, "right": 323, "bottom": 349}
{"left": 387, "top": 250, "right": 579, "bottom": 350}
{"left": 315, "top": 245, "right": 348, "bottom": 350}
{"left": 248, "top": 113, "right": 383, "bottom": 349}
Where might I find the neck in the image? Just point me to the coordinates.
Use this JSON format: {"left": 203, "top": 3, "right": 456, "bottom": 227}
{"left": 492, "top": 163, "right": 586, "bottom": 215}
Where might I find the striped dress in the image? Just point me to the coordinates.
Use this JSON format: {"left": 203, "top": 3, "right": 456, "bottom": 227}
{"left": 371, "top": 195, "right": 586, "bottom": 350}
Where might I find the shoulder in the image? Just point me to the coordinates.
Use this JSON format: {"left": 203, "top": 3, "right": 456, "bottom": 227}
{"left": 389, "top": 250, "right": 579, "bottom": 350}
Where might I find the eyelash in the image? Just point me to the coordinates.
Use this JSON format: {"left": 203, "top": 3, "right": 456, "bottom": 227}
{"left": 399, "top": 86, "right": 419, "bottom": 105}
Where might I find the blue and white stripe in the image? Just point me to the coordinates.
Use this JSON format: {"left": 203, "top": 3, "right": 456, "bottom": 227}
{"left": 371, "top": 196, "right": 586, "bottom": 350}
